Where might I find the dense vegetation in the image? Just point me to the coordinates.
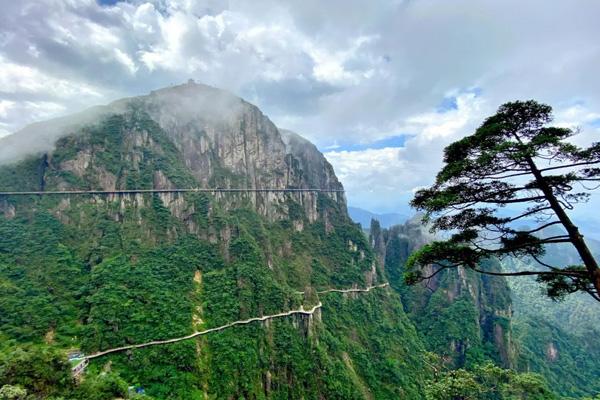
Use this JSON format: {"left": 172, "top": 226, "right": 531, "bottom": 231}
{"left": 425, "top": 354, "right": 557, "bottom": 400}
{"left": 505, "top": 253, "right": 600, "bottom": 396}
{"left": 371, "top": 219, "right": 513, "bottom": 370}
{"left": 371, "top": 217, "right": 600, "bottom": 399}
{"left": 0, "top": 109, "right": 428, "bottom": 399}
{"left": 1, "top": 100, "right": 596, "bottom": 399}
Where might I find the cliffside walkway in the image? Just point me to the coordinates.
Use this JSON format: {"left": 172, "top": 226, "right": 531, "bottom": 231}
{"left": 83, "top": 282, "right": 388, "bottom": 361}
{"left": 317, "top": 282, "right": 389, "bottom": 294}
{"left": 0, "top": 188, "right": 344, "bottom": 196}
{"left": 85, "top": 302, "right": 323, "bottom": 360}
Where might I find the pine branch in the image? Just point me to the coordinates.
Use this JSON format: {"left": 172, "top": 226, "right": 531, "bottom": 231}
{"left": 539, "top": 160, "right": 600, "bottom": 173}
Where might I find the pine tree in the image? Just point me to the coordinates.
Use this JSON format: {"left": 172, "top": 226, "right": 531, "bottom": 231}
{"left": 408, "top": 100, "right": 600, "bottom": 301}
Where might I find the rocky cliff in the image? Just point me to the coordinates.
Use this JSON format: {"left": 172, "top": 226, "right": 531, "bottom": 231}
{"left": 0, "top": 83, "right": 427, "bottom": 399}
{"left": 369, "top": 216, "right": 515, "bottom": 369}
{"left": 1, "top": 81, "right": 344, "bottom": 223}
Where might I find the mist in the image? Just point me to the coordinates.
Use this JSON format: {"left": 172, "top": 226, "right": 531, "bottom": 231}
{"left": 0, "top": 81, "right": 246, "bottom": 166}
{"left": 139, "top": 81, "right": 247, "bottom": 136}
{"left": 0, "top": 105, "right": 116, "bottom": 165}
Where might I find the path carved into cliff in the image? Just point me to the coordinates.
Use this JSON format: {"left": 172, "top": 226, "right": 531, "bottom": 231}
{"left": 0, "top": 188, "right": 344, "bottom": 197}
{"left": 84, "top": 282, "right": 388, "bottom": 361}
{"left": 317, "top": 282, "right": 389, "bottom": 294}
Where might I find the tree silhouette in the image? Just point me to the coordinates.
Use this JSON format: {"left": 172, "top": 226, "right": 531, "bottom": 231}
{"left": 408, "top": 100, "right": 600, "bottom": 302}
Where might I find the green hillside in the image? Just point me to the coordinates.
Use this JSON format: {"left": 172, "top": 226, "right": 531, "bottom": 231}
{"left": 371, "top": 216, "right": 600, "bottom": 399}
{"left": 0, "top": 94, "right": 428, "bottom": 399}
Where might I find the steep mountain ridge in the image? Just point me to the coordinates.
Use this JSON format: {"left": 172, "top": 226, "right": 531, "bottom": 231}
{"left": 369, "top": 216, "right": 515, "bottom": 369}
{"left": 0, "top": 83, "right": 428, "bottom": 399}
{"left": 370, "top": 216, "right": 600, "bottom": 398}
{"left": 1, "top": 81, "right": 344, "bottom": 223}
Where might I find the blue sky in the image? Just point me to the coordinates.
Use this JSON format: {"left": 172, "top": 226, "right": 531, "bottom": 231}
{"left": 321, "top": 135, "right": 408, "bottom": 152}
{"left": 0, "top": 0, "right": 599, "bottom": 220}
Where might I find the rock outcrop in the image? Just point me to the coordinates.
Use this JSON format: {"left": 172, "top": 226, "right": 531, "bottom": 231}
{"left": 0, "top": 82, "right": 428, "bottom": 399}
{"left": 370, "top": 215, "right": 516, "bottom": 368}
{"left": 0, "top": 81, "right": 345, "bottom": 225}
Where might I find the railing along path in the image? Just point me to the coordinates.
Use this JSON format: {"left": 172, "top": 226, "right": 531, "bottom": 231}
{"left": 0, "top": 188, "right": 344, "bottom": 196}
{"left": 84, "top": 282, "right": 388, "bottom": 361}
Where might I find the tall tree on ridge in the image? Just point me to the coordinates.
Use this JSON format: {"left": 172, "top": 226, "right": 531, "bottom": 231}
{"left": 407, "top": 100, "right": 600, "bottom": 302}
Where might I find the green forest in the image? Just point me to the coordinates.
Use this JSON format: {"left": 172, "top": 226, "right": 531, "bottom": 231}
{"left": 370, "top": 217, "right": 600, "bottom": 400}
{"left": 0, "top": 99, "right": 598, "bottom": 400}
{"left": 1, "top": 111, "right": 428, "bottom": 399}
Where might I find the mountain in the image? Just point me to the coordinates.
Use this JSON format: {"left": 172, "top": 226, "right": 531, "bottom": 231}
{"left": 369, "top": 216, "right": 515, "bottom": 370}
{"left": 0, "top": 82, "right": 429, "bottom": 399}
{"left": 372, "top": 216, "right": 600, "bottom": 398}
{"left": 501, "top": 231, "right": 600, "bottom": 397}
{"left": 347, "top": 206, "right": 409, "bottom": 229}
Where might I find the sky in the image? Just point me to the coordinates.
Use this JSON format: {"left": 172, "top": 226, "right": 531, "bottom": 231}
{"left": 1, "top": 0, "right": 600, "bottom": 217}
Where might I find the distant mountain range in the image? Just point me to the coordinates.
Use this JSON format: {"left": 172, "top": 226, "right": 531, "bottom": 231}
{"left": 350, "top": 205, "right": 600, "bottom": 242}
{"left": 348, "top": 206, "right": 409, "bottom": 229}
{"left": 573, "top": 217, "right": 600, "bottom": 241}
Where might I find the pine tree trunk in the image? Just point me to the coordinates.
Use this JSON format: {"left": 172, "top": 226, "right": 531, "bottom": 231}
{"left": 525, "top": 154, "right": 600, "bottom": 297}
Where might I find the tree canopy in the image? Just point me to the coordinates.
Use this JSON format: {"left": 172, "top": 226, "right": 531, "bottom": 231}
{"left": 425, "top": 357, "right": 556, "bottom": 400}
{"left": 407, "top": 100, "right": 600, "bottom": 302}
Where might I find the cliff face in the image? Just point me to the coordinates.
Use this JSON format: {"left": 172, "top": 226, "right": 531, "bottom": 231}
{"left": 369, "top": 216, "right": 515, "bottom": 369}
{"left": 1, "top": 82, "right": 344, "bottom": 223}
{"left": 0, "top": 83, "right": 427, "bottom": 399}
{"left": 504, "top": 240, "right": 600, "bottom": 397}
{"left": 132, "top": 84, "right": 345, "bottom": 214}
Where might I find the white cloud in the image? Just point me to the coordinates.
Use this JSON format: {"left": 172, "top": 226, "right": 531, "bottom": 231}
{"left": 0, "top": 125, "right": 10, "bottom": 138}
{"left": 0, "top": 100, "right": 15, "bottom": 119}
{"left": 0, "top": 55, "right": 107, "bottom": 132}
{"left": 401, "top": 92, "right": 486, "bottom": 142}
{"left": 0, "top": 56, "right": 101, "bottom": 98}
{"left": 1, "top": 0, "right": 600, "bottom": 213}
{"left": 310, "top": 35, "right": 379, "bottom": 86}
{"left": 553, "top": 104, "right": 600, "bottom": 148}
{"left": 139, "top": 11, "right": 195, "bottom": 72}
{"left": 325, "top": 94, "right": 487, "bottom": 211}
{"left": 326, "top": 147, "right": 409, "bottom": 211}
{"left": 554, "top": 104, "right": 600, "bottom": 128}
{"left": 114, "top": 48, "right": 138, "bottom": 74}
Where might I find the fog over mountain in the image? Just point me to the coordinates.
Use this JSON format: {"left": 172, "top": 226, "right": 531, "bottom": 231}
{"left": 2, "top": 0, "right": 600, "bottom": 213}
{"left": 0, "top": 81, "right": 245, "bottom": 165}
{"left": 1, "top": 2, "right": 600, "bottom": 399}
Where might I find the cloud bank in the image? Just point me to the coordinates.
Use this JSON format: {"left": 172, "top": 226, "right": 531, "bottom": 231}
{"left": 1, "top": 0, "right": 599, "bottom": 214}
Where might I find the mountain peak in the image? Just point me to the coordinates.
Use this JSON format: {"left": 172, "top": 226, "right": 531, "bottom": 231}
{"left": 0, "top": 82, "right": 345, "bottom": 220}
{"left": 0, "top": 84, "right": 426, "bottom": 399}
{"left": 0, "top": 81, "right": 244, "bottom": 165}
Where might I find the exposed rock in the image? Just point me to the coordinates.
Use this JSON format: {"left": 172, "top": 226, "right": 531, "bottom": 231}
{"left": 293, "top": 220, "right": 304, "bottom": 232}
{"left": 44, "top": 328, "right": 55, "bottom": 344}
{"left": 546, "top": 342, "right": 559, "bottom": 362}
{"left": 59, "top": 149, "right": 92, "bottom": 177}
{"left": 154, "top": 170, "right": 174, "bottom": 190}
{"left": 2, "top": 82, "right": 346, "bottom": 228}
{"left": 97, "top": 169, "right": 117, "bottom": 191}
{"left": 127, "top": 83, "right": 345, "bottom": 222}
{"left": 364, "top": 262, "right": 377, "bottom": 287}
{"left": 371, "top": 216, "right": 516, "bottom": 368}
{"left": 0, "top": 199, "right": 16, "bottom": 219}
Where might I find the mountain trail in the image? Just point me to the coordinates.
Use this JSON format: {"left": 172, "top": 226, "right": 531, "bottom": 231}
{"left": 83, "top": 282, "right": 389, "bottom": 361}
